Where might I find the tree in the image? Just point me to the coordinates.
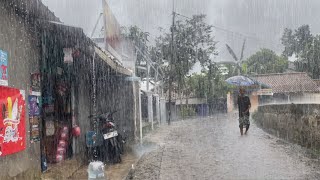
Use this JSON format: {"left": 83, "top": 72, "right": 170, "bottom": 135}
{"left": 182, "top": 69, "right": 231, "bottom": 115}
{"left": 244, "top": 49, "right": 288, "bottom": 75}
{"left": 154, "top": 14, "right": 218, "bottom": 124}
{"left": 121, "top": 26, "right": 150, "bottom": 78}
{"left": 281, "top": 25, "right": 320, "bottom": 78}
{"left": 281, "top": 28, "right": 295, "bottom": 57}
{"left": 186, "top": 64, "right": 231, "bottom": 99}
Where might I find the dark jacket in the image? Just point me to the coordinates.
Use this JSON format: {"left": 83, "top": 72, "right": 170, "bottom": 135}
{"left": 237, "top": 96, "right": 251, "bottom": 118}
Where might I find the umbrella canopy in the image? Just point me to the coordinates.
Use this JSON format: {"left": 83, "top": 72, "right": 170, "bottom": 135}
{"left": 225, "top": 76, "right": 256, "bottom": 86}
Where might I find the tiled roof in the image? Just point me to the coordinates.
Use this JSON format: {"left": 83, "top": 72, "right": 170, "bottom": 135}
{"left": 251, "top": 72, "right": 320, "bottom": 93}
{"left": 314, "top": 79, "right": 320, "bottom": 87}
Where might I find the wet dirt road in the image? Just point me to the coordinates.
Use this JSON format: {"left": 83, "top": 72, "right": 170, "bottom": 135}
{"left": 128, "top": 114, "right": 320, "bottom": 180}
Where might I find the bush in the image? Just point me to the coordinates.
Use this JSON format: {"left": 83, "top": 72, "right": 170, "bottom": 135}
{"left": 180, "top": 106, "right": 196, "bottom": 117}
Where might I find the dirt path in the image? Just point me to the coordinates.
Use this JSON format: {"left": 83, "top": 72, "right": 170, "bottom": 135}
{"left": 128, "top": 114, "right": 320, "bottom": 180}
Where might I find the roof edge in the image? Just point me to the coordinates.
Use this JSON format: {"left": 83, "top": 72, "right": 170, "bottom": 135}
{"left": 251, "top": 72, "right": 307, "bottom": 77}
{"left": 7, "top": 0, "right": 60, "bottom": 22}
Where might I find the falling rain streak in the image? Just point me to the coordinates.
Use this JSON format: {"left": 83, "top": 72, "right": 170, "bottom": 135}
{"left": 1, "top": 0, "right": 320, "bottom": 179}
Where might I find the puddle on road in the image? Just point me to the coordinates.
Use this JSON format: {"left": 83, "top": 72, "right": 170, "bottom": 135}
{"left": 131, "top": 142, "right": 159, "bottom": 159}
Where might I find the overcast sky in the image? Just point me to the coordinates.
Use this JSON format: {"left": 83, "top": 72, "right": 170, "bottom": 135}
{"left": 41, "top": 0, "right": 320, "bottom": 65}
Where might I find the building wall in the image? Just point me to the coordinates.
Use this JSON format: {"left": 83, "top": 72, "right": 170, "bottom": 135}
{"left": 155, "top": 95, "right": 160, "bottom": 123}
{"left": 133, "top": 81, "right": 140, "bottom": 141}
{"left": 175, "top": 98, "right": 207, "bottom": 105}
{"left": 0, "top": 4, "right": 41, "bottom": 179}
{"left": 74, "top": 63, "right": 92, "bottom": 157}
{"left": 118, "top": 81, "right": 136, "bottom": 142}
{"left": 160, "top": 98, "right": 167, "bottom": 124}
{"left": 72, "top": 47, "right": 138, "bottom": 155}
{"left": 227, "top": 92, "right": 233, "bottom": 113}
{"left": 92, "top": 57, "right": 136, "bottom": 142}
{"left": 249, "top": 92, "right": 259, "bottom": 112}
{"left": 291, "top": 93, "right": 320, "bottom": 104}
{"left": 258, "top": 93, "right": 320, "bottom": 106}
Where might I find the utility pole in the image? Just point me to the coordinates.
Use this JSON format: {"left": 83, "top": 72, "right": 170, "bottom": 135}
{"left": 90, "top": 12, "right": 103, "bottom": 38}
{"left": 146, "top": 59, "right": 154, "bottom": 130}
{"left": 168, "top": 0, "right": 175, "bottom": 125}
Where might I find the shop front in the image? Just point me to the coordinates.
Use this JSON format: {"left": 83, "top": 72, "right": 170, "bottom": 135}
{"left": 40, "top": 54, "right": 74, "bottom": 165}
{"left": 39, "top": 23, "right": 90, "bottom": 169}
{"left": 0, "top": 0, "right": 137, "bottom": 178}
{"left": 38, "top": 22, "right": 136, "bottom": 172}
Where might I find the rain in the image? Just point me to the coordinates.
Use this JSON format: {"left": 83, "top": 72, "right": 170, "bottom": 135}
{"left": 1, "top": 0, "right": 320, "bottom": 179}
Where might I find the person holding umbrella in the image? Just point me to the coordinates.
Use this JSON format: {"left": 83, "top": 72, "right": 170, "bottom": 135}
{"left": 237, "top": 87, "right": 251, "bottom": 135}
{"left": 225, "top": 76, "right": 256, "bottom": 135}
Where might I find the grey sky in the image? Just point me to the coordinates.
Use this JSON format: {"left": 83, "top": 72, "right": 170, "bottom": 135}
{"left": 41, "top": 0, "right": 320, "bottom": 63}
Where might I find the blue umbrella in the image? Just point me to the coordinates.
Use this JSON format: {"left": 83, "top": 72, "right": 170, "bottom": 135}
{"left": 225, "top": 75, "right": 256, "bottom": 86}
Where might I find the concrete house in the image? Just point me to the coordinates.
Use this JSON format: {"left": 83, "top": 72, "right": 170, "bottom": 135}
{"left": 252, "top": 72, "right": 320, "bottom": 105}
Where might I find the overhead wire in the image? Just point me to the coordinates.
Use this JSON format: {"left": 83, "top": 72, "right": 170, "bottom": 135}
{"left": 173, "top": 11, "right": 280, "bottom": 49}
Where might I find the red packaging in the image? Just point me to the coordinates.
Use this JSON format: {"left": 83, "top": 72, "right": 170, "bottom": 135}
{"left": 72, "top": 126, "right": 81, "bottom": 137}
{"left": 58, "top": 140, "right": 67, "bottom": 148}
{"left": 56, "top": 154, "right": 64, "bottom": 163}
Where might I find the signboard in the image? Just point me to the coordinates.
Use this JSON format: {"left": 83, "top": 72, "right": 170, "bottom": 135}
{"left": 28, "top": 96, "right": 40, "bottom": 116}
{"left": 63, "top": 48, "right": 73, "bottom": 63}
{"left": 45, "top": 120, "right": 55, "bottom": 136}
{"left": 103, "top": 0, "right": 122, "bottom": 61}
{"left": 0, "top": 50, "right": 8, "bottom": 86}
{"left": 30, "top": 73, "right": 40, "bottom": 92}
{"left": 29, "top": 116, "right": 40, "bottom": 142}
{"left": 257, "top": 89, "right": 273, "bottom": 96}
{"left": 0, "top": 86, "right": 26, "bottom": 156}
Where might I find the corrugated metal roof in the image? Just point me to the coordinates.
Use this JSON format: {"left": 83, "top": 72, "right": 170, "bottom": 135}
{"left": 252, "top": 72, "right": 320, "bottom": 93}
{"left": 6, "top": 0, "right": 60, "bottom": 22}
{"left": 10, "top": 0, "right": 132, "bottom": 76}
{"left": 94, "top": 47, "right": 133, "bottom": 76}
